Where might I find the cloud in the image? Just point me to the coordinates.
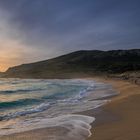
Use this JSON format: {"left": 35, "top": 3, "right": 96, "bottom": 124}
{"left": 0, "top": 9, "right": 53, "bottom": 71}
{"left": 0, "top": 0, "right": 140, "bottom": 70}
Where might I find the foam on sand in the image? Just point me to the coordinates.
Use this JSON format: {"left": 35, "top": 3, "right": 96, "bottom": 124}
{"left": 0, "top": 114, "right": 95, "bottom": 140}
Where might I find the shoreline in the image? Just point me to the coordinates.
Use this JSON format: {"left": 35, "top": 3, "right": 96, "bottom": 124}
{"left": 0, "top": 77, "right": 139, "bottom": 140}
{"left": 87, "top": 77, "right": 140, "bottom": 140}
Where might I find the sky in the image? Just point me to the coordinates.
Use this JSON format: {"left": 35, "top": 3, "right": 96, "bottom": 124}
{"left": 0, "top": 0, "right": 140, "bottom": 71}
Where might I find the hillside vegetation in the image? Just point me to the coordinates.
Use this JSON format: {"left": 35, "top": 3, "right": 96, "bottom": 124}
{"left": 1, "top": 49, "right": 140, "bottom": 80}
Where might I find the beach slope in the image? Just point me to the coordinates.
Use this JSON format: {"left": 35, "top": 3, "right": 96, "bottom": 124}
{"left": 88, "top": 79, "right": 140, "bottom": 140}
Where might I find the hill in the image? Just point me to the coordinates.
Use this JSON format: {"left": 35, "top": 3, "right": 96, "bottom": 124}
{"left": 1, "top": 49, "right": 140, "bottom": 79}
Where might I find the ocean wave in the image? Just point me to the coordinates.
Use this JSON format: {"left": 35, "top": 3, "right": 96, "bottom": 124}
{"left": 0, "top": 98, "right": 42, "bottom": 110}
{"left": 0, "top": 103, "right": 50, "bottom": 121}
{"left": 0, "top": 79, "right": 117, "bottom": 139}
{"left": 0, "top": 88, "right": 44, "bottom": 94}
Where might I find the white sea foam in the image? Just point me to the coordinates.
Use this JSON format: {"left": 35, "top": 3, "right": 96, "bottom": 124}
{"left": 0, "top": 114, "right": 95, "bottom": 140}
{"left": 0, "top": 79, "right": 117, "bottom": 139}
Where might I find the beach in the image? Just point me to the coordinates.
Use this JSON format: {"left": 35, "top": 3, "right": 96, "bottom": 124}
{"left": 88, "top": 78, "right": 140, "bottom": 140}
{"left": 0, "top": 78, "right": 140, "bottom": 140}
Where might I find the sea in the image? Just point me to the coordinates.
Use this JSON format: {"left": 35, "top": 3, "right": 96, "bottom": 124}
{"left": 0, "top": 78, "right": 117, "bottom": 140}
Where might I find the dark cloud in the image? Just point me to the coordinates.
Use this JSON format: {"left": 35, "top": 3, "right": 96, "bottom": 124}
{"left": 0, "top": 0, "right": 140, "bottom": 54}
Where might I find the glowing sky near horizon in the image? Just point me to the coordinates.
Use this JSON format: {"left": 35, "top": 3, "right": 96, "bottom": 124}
{"left": 0, "top": 0, "right": 140, "bottom": 71}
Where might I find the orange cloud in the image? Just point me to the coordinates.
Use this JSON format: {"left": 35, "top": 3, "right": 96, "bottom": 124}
{"left": 0, "top": 10, "right": 50, "bottom": 72}
{"left": 0, "top": 39, "right": 26, "bottom": 71}
{"left": 0, "top": 38, "right": 49, "bottom": 72}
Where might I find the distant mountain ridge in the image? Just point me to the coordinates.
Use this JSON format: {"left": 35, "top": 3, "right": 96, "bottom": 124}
{"left": 1, "top": 49, "right": 140, "bottom": 79}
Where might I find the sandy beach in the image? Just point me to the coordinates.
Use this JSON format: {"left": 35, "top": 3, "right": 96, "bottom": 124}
{"left": 0, "top": 78, "right": 140, "bottom": 140}
{"left": 88, "top": 78, "right": 140, "bottom": 140}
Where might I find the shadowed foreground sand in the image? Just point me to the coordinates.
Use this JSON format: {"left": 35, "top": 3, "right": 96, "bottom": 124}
{"left": 0, "top": 78, "right": 140, "bottom": 140}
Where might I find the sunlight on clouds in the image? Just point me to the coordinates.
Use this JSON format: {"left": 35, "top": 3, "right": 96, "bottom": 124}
{"left": 0, "top": 12, "right": 25, "bottom": 71}
{"left": 0, "top": 9, "right": 47, "bottom": 72}
{"left": 0, "top": 35, "right": 50, "bottom": 72}
{"left": 0, "top": 38, "right": 48, "bottom": 72}
{"left": 0, "top": 10, "right": 24, "bottom": 71}
{"left": 0, "top": 39, "right": 28, "bottom": 71}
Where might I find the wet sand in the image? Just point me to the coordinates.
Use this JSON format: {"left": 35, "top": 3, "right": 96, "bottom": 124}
{"left": 87, "top": 78, "right": 140, "bottom": 140}
{"left": 0, "top": 78, "right": 140, "bottom": 140}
